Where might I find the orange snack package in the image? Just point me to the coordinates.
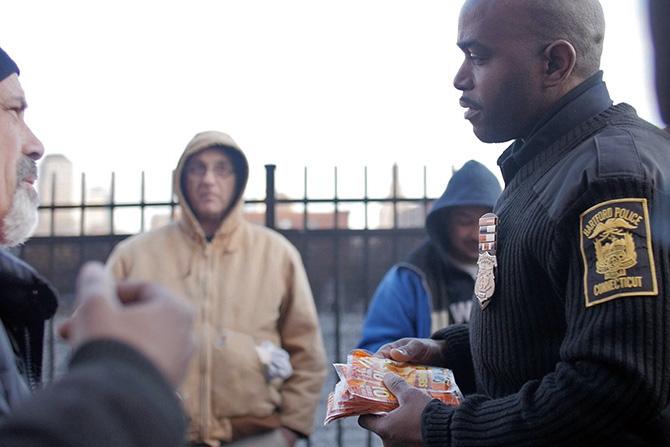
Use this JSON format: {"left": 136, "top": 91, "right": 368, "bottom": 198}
{"left": 324, "top": 349, "right": 463, "bottom": 425}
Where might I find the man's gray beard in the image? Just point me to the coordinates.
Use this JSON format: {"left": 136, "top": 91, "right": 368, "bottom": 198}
{"left": 1, "top": 157, "right": 39, "bottom": 247}
{"left": 1, "top": 185, "right": 39, "bottom": 247}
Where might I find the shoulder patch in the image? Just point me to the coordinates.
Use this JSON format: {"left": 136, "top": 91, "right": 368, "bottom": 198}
{"left": 580, "top": 198, "right": 657, "bottom": 307}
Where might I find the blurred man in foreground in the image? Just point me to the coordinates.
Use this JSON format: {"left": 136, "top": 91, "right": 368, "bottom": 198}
{"left": 0, "top": 45, "right": 195, "bottom": 447}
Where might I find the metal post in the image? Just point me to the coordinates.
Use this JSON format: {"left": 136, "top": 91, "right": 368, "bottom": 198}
{"left": 110, "top": 172, "right": 116, "bottom": 234}
{"left": 140, "top": 171, "right": 146, "bottom": 232}
{"left": 265, "top": 164, "right": 276, "bottom": 229}
{"left": 50, "top": 173, "right": 56, "bottom": 236}
{"left": 80, "top": 173, "right": 86, "bottom": 236}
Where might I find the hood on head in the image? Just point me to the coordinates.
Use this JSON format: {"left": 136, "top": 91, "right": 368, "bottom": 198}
{"left": 173, "top": 131, "right": 249, "bottom": 232}
{"left": 425, "top": 160, "right": 501, "bottom": 255}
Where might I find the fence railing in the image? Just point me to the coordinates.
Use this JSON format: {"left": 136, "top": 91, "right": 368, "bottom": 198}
{"left": 36, "top": 164, "right": 437, "bottom": 236}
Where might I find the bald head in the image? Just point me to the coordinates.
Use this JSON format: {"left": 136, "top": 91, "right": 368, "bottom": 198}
{"left": 527, "top": 0, "right": 605, "bottom": 77}
{"left": 455, "top": 0, "right": 607, "bottom": 142}
{"left": 462, "top": 0, "right": 605, "bottom": 79}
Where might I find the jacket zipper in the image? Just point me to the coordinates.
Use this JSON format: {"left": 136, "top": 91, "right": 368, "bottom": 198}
{"left": 22, "top": 327, "right": 36, "bottom": 389}
{"left": 199, "top": 243, "right": 212, "bottom": 441}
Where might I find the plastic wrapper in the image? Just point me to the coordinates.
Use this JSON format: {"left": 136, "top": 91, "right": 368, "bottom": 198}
{"left": 324, "top": 349, "right": 463, "bottom": 425}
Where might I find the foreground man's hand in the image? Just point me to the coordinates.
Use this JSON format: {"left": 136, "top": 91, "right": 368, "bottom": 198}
{"left": 358, "top": 373, "right": 432, "bottom": 447}
{"left": 280, "top": 426, "right": 299, "bottom": 446}
{"left": 59, "top": 262, "right": 195, "bottom": 386}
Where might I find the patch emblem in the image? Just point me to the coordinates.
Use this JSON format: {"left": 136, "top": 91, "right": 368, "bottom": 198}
{"left": 580, "top": 198, "right": 657, "bottom": 307}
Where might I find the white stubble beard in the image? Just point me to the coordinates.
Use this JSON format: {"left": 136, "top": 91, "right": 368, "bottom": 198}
{"left": 1, "top": 158, "right": 39, "bottom": 247}
{"left": 1, "top": 185, "right": 38, "bottom": 247}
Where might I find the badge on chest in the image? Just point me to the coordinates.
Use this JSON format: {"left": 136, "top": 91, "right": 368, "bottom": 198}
{"left": 475, "top": 213, "right": 498, "bottom": 309}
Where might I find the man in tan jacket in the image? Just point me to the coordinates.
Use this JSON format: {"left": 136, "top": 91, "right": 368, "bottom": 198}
{"left": 107, "top": 131, "right": 327, "bottom": 447}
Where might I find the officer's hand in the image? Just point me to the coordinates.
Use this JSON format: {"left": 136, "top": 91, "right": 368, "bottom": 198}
{"left": 358, "top": 373, "right": 432, "bottom": 447}
{"left": 59, "top": 262, "right": 195, "bottom": 387}
{"left": 374, "top": 337, "right": 448, "bottom": 367}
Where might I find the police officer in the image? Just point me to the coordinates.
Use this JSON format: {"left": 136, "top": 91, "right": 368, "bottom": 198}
{"left": 359, "top": 0, "right": 670, "bottom": 445}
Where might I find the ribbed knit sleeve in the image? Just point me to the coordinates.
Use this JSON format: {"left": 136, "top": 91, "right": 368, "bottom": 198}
{"left": 431, "top": 324, "right": 475, "bottom": 395}
{"left": 422, "top": 398, "right": 454, "bottom": 446}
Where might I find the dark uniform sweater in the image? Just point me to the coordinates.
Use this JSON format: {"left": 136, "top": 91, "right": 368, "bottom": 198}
{"left": 422, "top": 73, "right": 670, "bottom": 446}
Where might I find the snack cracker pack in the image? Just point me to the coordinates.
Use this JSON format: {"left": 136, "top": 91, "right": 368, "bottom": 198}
{"left": 324, "top": 349, "right": 463, "bottom": 425}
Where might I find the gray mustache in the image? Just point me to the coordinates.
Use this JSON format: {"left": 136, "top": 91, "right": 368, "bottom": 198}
{"left": 17, "top": 157, "right": 37, "bottom": 185}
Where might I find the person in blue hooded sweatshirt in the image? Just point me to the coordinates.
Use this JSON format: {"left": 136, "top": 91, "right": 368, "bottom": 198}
{"left": 357, "top": 160, "right": 501, "bottom": 353}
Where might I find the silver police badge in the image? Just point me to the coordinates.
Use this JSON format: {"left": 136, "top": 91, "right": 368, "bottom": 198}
{"left": 475, "top": 213, "right": 498, "bottom": 309}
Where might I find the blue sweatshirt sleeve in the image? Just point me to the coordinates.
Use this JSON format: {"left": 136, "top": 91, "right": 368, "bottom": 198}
{"left": 357, "top": 265, "right": 431, "bottom": 352}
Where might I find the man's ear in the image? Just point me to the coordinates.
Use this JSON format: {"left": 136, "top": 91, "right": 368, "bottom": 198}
{"left": 543, "top": 39, "right": 577, "bottom": 87}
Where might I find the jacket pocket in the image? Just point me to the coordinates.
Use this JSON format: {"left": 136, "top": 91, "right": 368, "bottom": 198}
{"left": 211, "top": 328, "right": 281, "bottom": 419}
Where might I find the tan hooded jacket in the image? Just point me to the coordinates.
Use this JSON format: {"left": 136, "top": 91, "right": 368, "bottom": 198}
{"left": 106, "top": 131, "right": 327, "bottom": 444}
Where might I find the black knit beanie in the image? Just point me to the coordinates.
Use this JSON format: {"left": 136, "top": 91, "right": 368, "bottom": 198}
{"left": 0, "top": 46, "right": 19, "bottom": 83}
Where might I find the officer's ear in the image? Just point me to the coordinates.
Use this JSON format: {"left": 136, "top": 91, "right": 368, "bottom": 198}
{"left": 543, "top": 39, "right": 577, "bottom": 87}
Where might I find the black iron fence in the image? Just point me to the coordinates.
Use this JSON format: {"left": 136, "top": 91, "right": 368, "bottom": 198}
{"left": 19, "top": 164, "right": 442, "bottom": 447}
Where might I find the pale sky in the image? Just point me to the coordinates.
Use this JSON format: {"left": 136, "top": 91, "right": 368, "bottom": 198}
{"left": 0, "top": 1, "right": 660, "bottom": 204}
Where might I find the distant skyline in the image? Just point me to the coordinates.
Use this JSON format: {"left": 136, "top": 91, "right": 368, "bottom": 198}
{"left": 1, "top": 1, "right": 660, "bottom": 204}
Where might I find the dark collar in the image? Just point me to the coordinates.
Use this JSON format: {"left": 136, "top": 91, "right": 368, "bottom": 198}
{"left": 0, "top": 248, "right": 58, "bottom": 325}
{"left": 497, "top": 71, "right": 613, "bottom": 184}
